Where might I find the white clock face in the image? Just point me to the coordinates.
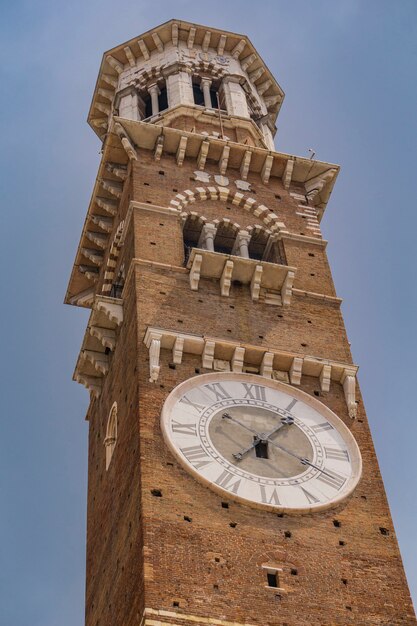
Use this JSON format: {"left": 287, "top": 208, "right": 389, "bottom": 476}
{"left": 161, "top": 373, "right": 362, "bottom": 513}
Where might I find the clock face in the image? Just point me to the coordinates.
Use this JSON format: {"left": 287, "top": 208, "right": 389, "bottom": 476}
{"left": 161, "top": 373, "right": 362, "bottom": 513}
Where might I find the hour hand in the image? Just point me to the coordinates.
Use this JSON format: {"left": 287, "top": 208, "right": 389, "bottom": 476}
{"left": 233, "top": 437, "right": 260, "bottom": 461}
{"left": 232, "top": 415, "right": 294, "bottom": 462}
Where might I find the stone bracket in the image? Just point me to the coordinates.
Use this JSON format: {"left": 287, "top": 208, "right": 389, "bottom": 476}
{"left": 142, "top": 326, "right": 359, "bottom": 417}
{"left": 340, "top": 368, "right": 357, "bottom": 419}
{"left": 187, "top": 248, "right": 296, "bottom": 307}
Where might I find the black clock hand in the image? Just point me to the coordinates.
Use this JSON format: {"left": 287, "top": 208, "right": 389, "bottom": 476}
{"left": 265, "top": 436, "right": 337, "bottom": 480}
{"left": 222, "top": 413, "right": 261, "bottom": 438}
{"left": 232, "top": 415, "right": 294, "bottom": 461}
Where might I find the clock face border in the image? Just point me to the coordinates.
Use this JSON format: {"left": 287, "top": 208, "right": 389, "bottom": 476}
{"left": 160, "top": 372, "right": 362, "bottom": 515}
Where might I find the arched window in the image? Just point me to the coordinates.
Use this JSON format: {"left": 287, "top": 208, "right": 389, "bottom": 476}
{"left": 192, "top": 78, "right": 220, "bottom": 109}
{"left": 248, "top": 228, "right": 270, "bottom": 261}
{"left": 143, "top": 83, "right": 168, "bottom": 119}
{"left": 213, "top": 221, "right": 238, "bottom": 255}
{"left": 182, "top": 214, "right": 206, "bottom": 263}
{"left": 104, "top": 402, "right": 117, "bottom": 470}
{"left": 247, "top": 227, "right": 287, "bottom": 264}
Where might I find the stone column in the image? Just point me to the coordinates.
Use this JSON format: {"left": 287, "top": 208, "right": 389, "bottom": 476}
{"left": 148, "top": 83, "right": 160, "bottom": 116}
{"left": 198, "top": 223, "right": 217, "bottom": 251}
{"left": 233, "top": 230, "right": 251, "bottom": 258}
{"left": 201, "top": 78, "right": 213, "bottom": 109}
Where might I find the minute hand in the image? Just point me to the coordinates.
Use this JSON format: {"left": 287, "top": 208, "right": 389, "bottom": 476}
{"left": 266, "top": 437, "right": 336, "bottom": 479}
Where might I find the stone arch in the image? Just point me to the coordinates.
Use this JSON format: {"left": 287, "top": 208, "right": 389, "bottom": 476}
{"left": 170, "top": 186, "right": 287, "bottom": 234}
{"left": 102, "top": 220, "right": 125, "bottom": 296}
{"left": 104, "top": 402, "right": 118, "bottom": 470}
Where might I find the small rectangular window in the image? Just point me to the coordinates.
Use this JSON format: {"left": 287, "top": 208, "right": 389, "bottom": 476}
{"left": 267, "top": 571, "right": 278, "bottom": 588}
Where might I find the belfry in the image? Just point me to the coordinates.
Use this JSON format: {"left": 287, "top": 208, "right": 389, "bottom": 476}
{"left": 65, "top": 19, "right": 416, "bottom": 625}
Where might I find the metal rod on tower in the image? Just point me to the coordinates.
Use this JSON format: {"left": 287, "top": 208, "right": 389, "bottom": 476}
{"left": 216, "top": 92, "right": 225, "bottom": 140}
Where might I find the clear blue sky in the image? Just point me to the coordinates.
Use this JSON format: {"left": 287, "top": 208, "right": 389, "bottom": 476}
{"left": 1, "top": 1, "right": 416, "bottom": 624}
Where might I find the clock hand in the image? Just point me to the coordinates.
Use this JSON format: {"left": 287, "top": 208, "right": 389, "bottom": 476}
{"left": 265, "top": 437, "right": 337, "bottom": 479}
{"left": 232, "top": 416, "right": 295, "bottom": 461}
{"left": 223, "top": 413, "right": 335, "bottom": 479}
{"left": 222, "top": 413, "right": 261, "bottom": 438}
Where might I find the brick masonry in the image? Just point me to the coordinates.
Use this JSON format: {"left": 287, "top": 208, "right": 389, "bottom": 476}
{"left": 81, "top": 151, "right": 416, "bottom": 626}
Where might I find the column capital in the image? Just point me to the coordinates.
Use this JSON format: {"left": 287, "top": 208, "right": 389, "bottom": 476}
{"left": 147, "top": 82, "right": 160, "bottom": 96}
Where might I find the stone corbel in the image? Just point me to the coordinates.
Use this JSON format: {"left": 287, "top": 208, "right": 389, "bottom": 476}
{"left": 74, "top": 374, "right": 102, "bottom": 398}
{"left": 172, "top": 336, "right": 184, "bottom": 364}
{"left": 305, "top": 168, "right": 337, "bottom": 201}
{"left": 281, "top": 270, "right": 295, "bottom": 306}
{"left": 82, "top": 350, "right": 109, "bottom": 376}
{"left": 96, "top": 197, "right": 118, "bottom": 216}
{"left": 231, "top": 39, "right": 246, "bottom": 59}
{"left": 197, "top": 140, "right": 210, "bottom": 170}
{"left": 187, "top": 27, "right": 196, "bottom": 49}
{"left": 89, "top": 326, "right": 116, "bottom": 351}
{"left": 106, "top": 162, "right": 127, "bottom": 180}
{"left": 123, "top": 45, "right": 136, "bottom": 68}
{"left": 102, "top": 73, "right": 118, "bottom": 89}
{"left": 240, "top": 150, "right": 252, "bottom": 180}
{"left": 95, "top": 102, "right": 111, "bottom": 116}
{"left": 249, "top": 67, "right": 264, "bottom": 83}
{"left": 152, "top": 32, "right": 164, "bottom": 52}
{"left": 250, "top": 265, "right": 263, "bottom": 301}
{"left": 189, "top": 254, "right": 202, "bottom": 291}
{"left": 176, "top": 136, "right": 188, "bottom": 166}
{"left": 154, "top": 135, "right": 164, "bottom": 161}
{"left": 283, "top": 159, "right": 294, "bottom": 190}
{"left": 114, "top": 123, "right": 138, "bottom": 161}
{"left": 172, "top": 23, "right": 179, "bottom": 46}
{"left": 86, "top": 231, "right": 108, "bottom": 249}
{"left": 257, "top": 79, "right": 272, "bottom": 96}
{"left": 148, "top": 332, "right": 162, "bottom": 383}
{"left": 217, "top": 34, "right": 227, "bottom": 55}
{"left": 202, "top": 340, "right": 215, "bottom": 369}
{"left": 261, "top": 155, "right": 274, "bottom": 184}
{"left": 106, "top": 55, "right": 123, "bottom": 74}
{"left": 96, "top": 299, "right": 123, "bottom": 326}
{"left": 241, "top": 53, "right": 257, "bottom": 72}
{"left": 231, "top": 347, "right": 245, "bottom": 373}
{"left": 290, "top": 357, "right": 303, "bottom": 385}
{"left": 90, "top": 215, "right": 114, "bottom": 233}
{"left": 319, "top": 364, "right": 332, "bottom": 392}
{"left": 219, "top": 145, "right": 230, "bottom": 175}
{"left": 220, "top": 260, "right": 234, "bottom": 296}
{"left": 340, "top": 368, "right": 357, "bottom": 418}
{"left": 79, "top": 265, "right": 99, "bottom": 282}
{"left": 100, "top": 179, "right": 123, "bottom": 198}
{"left": 260, "top": 352, "right": 274, "bottom": 378}
{"left": 81, "top": 248, "right": 103, "bottom": 266}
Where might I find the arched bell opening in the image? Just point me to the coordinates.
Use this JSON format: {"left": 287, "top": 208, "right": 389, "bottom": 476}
{"left": 213, "top": 221, "right": 239, "bottom": 255}
{"left": 182, "top": 214, "right": 206, "bottom": 264}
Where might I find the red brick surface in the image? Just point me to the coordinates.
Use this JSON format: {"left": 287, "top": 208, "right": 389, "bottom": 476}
{"left": 82, "top": 152, "right": 416, "bottom": 626}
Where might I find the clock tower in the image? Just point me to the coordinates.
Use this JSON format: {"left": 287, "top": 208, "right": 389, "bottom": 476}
{"left": 65, "top": 19, "right": 416, "bottom": 625}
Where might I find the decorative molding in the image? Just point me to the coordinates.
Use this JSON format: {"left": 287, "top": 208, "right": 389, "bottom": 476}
{"left": 142, "top": 326, "right": 358, "bottom": 416}
{"left": 169, "top": 186, "right": 288, "bottom": 235}
{"left": 73, "top": 296, "right": 124, "bottom": 398}
{"left": 102, "top": 220, "right": 125, "bottom": 295}
{"left": 186, "top": 248, "right": 296, "bottom": 306}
